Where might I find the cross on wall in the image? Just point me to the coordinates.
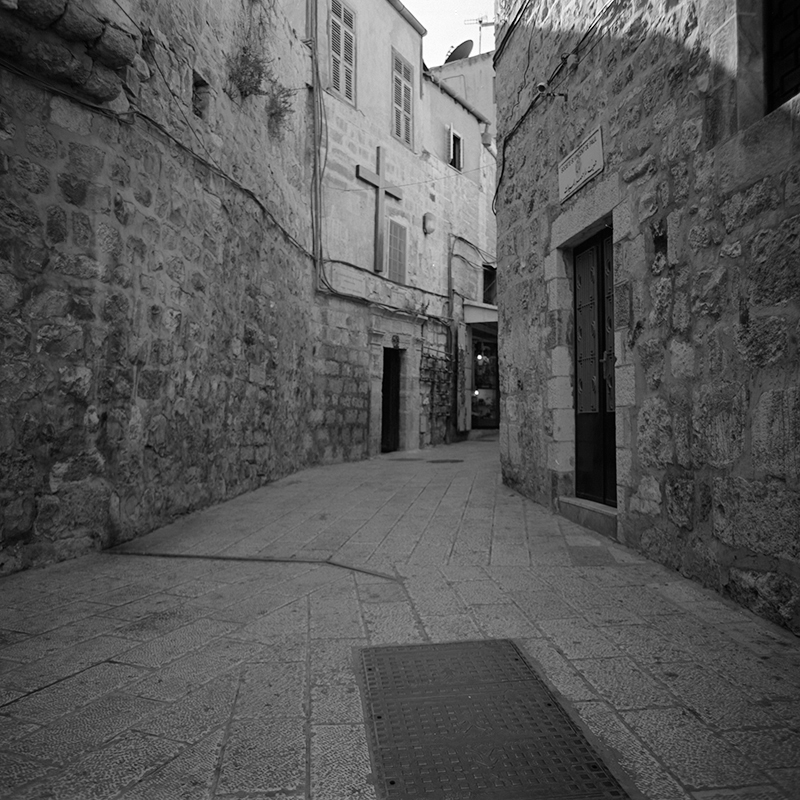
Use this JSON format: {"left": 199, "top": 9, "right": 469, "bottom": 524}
{"left": 356, "top": 146, "right": 403, "bottom": 273}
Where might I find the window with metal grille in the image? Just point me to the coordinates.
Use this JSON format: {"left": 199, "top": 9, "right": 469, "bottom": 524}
{"left": 448, "top": 125, "right": 464, "bottom": 170}
{"left": 331, "top": 0, "right": 355, "bottom": 103}
{"left": 765, "top": 0, "right": 800, "bottom": 112}
{"left": 386, "top": 219, "right": 407, "bottom": 283}
{"left": 392, "top": 52, "right": 413, "bottom": 146}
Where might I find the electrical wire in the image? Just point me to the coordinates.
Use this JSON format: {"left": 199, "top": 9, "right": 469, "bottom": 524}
{"left": 493, "top": 0, "right": 626, "bottom": 211}
{"left": 0, "top": 58, "right": 315, "bottom": 263}
{"left": 327, "top": 163, "right": 491, "bottom": 193}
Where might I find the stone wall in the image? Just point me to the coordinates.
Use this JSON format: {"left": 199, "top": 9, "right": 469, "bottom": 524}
{"left": 495, "top": 0, "right": 800, "bottom": 631}
{"left": 0, "top": 0, "right": 334, "bottom": 573}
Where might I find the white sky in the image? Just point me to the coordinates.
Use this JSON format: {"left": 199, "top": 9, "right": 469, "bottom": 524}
{"left": 401, "top": 0, "right": 497, "bottom": 67}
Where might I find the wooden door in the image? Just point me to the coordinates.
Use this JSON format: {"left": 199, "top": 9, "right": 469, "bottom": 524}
{"left": 574, "top": 233, "right": 616, "bottom": 506}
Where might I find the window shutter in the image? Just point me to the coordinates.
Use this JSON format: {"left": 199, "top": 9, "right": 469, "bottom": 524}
{"left": 331, "top": 1, "right": 355, "bottom": 103}
{"left": 392, "top": 52, "right": 413, "bottom": 146}
{"left": 331, "top": 17, "right": 342, "bottom": 93}
{"left": 447, "top": 124, "right": 453, "bottom": 162}
{"left": 387, "top": 220, "right": 407, "bottom": 284}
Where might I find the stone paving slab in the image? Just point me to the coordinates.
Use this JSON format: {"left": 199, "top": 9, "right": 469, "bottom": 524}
{"left": 0, "top": 439, "right": 798, "bottom": 798}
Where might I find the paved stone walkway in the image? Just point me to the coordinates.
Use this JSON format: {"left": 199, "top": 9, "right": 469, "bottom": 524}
{"left": 1, "top": 438, "right": 799, "bottom": 799}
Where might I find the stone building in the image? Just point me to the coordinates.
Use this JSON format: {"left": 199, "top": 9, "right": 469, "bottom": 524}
{"left": 494, "top": 0, "right": 800, "bottom": 632}
{"left": 0, "top": 0, "right": 495, "bottom": 573}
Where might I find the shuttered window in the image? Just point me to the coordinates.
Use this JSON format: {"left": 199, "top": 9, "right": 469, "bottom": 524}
{"left": 387, "top": 220, "right": 407, "bottom": 284}
{"left": 331, "top": 0, "right": 355, "bottom": 103}
{"left": 392, "top": 52, "right": 413, "bottom": 146}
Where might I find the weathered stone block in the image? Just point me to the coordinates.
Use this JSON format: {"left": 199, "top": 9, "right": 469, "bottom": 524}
{"left": 629, "top": 474, "right": 662, "bottom": 516}
{"left": 752, "top": 388, "right": 800, "bottom": 480}
{"left": 50, "top": 97, "right": 92, "bottom": 134}
{"left": 649, "top": 277, "right": 671, "bottom": 326}
{"left": 46, "top": 204, "right": 66, "bottom": 242}
{"left": 1, "top": 494, "right": 35, "bottom": 540}
{"left": 53, "top": 2, "right": 103, "bottom": 41}
{"left": 83, "top": 63, "right": 123, "bottom": 102}
{"left": 726, "top": 569, "right": 800, "bottom": 634}
{"left": 692, "top": 382, "right": 746, "bottom": 468}
{"left": 638, "top": 338, "right": 664, "bottom": 390}
{"left": 32, "top": 40, "right": 92, "bottom": 86}
{"left": 0, "top": 273, "right": 22, "bottom": 311}
{"left": 57, "top": 172, "right": 89, "bottom": 205}
{"left": 90, "top": 24, "right": 138, "bottom": 70}
{"left": 720, "top": 177, "right": 780, "bottom": 233}
{"left": 0, "top": 8, "right": 32, "bottom": 57}
{"left": 669, "top": 339, "right": 695, "bottom": 378}
{"left": 13, "top": 157, "right": 50, "bottom": 193}
{"left": 734, "top": 316, "right": 788, "bottom": 367}
{"left": 0, "top": 195, "right": 41, "bottom": 233}
{"left": 615, "top": 363, "right": 635, "bottom": 407}
{"left": 666, "top": 475, "right": 694, "bottom": 529}
{"left": 713, "top": 476, "right": 800, "bottom": 563}
{"left": 638, "top": 397, "right": 673, "bottom": 467}
{"left": 15, "top": 0, "right": 66, "bottom": 28}
{"left": 748, "top": 215, "right": 800, "bottom": 306}
{"left": 691, "top": 266, "right": 728, "bottom": 318}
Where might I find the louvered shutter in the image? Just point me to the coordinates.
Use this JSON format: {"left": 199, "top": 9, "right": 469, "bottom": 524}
{"left": 331, "top": 1, "right": 355, "bottom": 102}
{"left": 392, "top": 53, "right": 413, "bottom": 145}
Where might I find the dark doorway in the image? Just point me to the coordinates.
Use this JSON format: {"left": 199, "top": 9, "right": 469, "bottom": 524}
{"left": 574, "top": 231, "right": 616, "bottom": 506}
{"left": 471, "top": 327, "right": 499, "bottom": 429}
{"left": 381, "top": 348, "right": 402, "bottom": 453}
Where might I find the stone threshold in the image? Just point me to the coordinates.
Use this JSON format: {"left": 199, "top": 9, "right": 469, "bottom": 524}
{"left": 558, "top": 495, "right": 618, "bottom": 541}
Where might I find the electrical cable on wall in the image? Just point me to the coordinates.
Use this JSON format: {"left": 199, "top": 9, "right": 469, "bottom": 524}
{"left": 493, "top": 0, "right": 627, "bottom": 211}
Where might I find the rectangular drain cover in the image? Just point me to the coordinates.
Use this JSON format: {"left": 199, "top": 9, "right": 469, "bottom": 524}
{"left": 356, "top": 639, "right": 630, "bottom": 799}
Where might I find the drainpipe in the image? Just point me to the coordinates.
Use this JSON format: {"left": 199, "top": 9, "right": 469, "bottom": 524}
{"left": 447, "top": 235, "right": 458, "bottom": 442}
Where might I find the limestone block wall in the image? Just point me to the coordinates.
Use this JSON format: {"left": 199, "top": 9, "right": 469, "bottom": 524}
{"left": 495, "top": 0, "right": 800, "bottom": 631}
{"left": 0, "top": 0, "right": 340, "bottom": 573}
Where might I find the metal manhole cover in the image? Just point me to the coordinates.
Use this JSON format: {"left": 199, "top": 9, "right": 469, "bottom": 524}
{"left": 356, "top": 640, "right": 630, "bottom": 799}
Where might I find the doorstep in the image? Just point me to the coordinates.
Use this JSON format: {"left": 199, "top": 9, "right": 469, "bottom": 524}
{"left": 558, "top": 495, "right": 618, "bottom": 540}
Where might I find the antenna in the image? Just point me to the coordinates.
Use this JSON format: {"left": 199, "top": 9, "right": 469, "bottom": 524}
{"left": 464, "top": 15, "right": 495, "bottom": 54}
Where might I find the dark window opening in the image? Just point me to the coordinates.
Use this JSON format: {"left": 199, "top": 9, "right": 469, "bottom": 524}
{"left": 192, "top": 73, "right": 210, "bottom": 119}
{"left": 765, "top": 0, "right": 800, "bottom": 112}
{"left": 450, "top": 132, "right": 463, "bottom": 170}
{"left": 482, "top": 265, "right": 497, "bottom": 305}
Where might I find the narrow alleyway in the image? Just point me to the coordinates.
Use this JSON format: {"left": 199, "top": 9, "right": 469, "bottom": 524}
{"left": 1, "top": 438, "right": 798, "bottom": 799}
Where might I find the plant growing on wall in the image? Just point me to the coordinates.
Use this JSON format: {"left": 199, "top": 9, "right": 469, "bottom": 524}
{"left": 225, "top": 0, "right": 294, "bottom": 135}
{"left": 226, "top": 43, "right": 269, "bottom": 99}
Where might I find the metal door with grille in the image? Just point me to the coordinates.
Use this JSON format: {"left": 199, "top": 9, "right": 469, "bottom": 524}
{"left": 574, "top": 233, "right": 616, "bottom": 506}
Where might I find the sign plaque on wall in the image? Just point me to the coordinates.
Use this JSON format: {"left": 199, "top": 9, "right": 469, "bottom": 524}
{"left": 558, "top": 127, "right": 604, "bottom": 203}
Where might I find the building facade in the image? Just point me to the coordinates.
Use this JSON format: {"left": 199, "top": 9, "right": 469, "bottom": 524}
{"left": 0, "top": 0, "right": 495, "bottom": 572}
{"left": 494, "top": 0, "right": 800, "bottom": 631}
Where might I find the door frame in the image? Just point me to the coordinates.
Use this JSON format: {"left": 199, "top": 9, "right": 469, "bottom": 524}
{"left": 573, "top": 230, "right": 617, "bottom": 507}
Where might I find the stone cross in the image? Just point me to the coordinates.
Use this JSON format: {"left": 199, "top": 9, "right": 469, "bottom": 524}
{"left": 356, "top": 146, "right": 403, "bottom": 273}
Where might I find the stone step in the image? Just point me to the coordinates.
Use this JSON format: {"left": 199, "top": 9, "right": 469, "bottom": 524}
{"left": 558, "top": 495, "right": 618, "bottom": 540}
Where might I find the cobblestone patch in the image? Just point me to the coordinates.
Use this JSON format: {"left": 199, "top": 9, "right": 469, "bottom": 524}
{"left": 14, "top": 731, "right": 182, "bottom": 800}
{"left": 623, "top": 708, "right": 768, "bottom": 787}
{"left": 311, "top": 723, "right": 376, "bottom": 800}
{"left": 575, "top": 657, "right": 676, "bottom": 710}
{"left": 216, "top": 717, "right": 305, "bottom": 795}
{"left": 115, "top": 728, "right": 224, "bottom": 800}
{"left": 7, "top": 692, "right": 164, "bottom": 765}
{"left": 4, "top": 662, "right": 146, "bottom": 724}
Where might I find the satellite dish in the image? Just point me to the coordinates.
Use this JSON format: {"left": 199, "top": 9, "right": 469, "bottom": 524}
{"left": 445, "top": 39, "right": 473, "bottom": 63}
